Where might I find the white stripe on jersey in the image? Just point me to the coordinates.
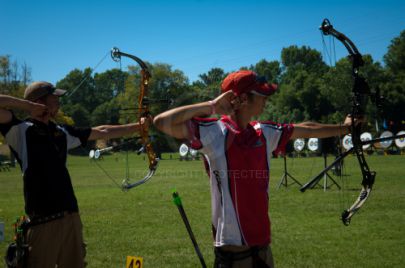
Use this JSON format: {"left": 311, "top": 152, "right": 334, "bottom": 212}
{"left": 5, "top": 122, "right": 33, "bottom": 172}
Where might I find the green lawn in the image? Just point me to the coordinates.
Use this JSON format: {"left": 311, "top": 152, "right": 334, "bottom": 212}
{"left": 1, "top": 153, "right": 404, "bottom": 267}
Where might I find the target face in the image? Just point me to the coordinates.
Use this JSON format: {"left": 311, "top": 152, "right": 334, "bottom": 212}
{"left": 360, "top": 132, "right": 372, "bottom": 150}
{"left": 307, "top": 138, "right": 319, "bottom": 152}
{"left": 395, "top": 131, "right": 405, "bottom": 148}
{"left": 379, "top": 131, "right": 393, "bottom": 149}
{"left": 293, "top": 139, "right": 305, "bottom": 152}
{"left": 342, "top": 135, "right": 353, "bottom": 151}
{"left": 190, "top": 149, "right": 198, "bottom": 156}
{"left": 179, "top": 144, "right": 189, "bottom": 157}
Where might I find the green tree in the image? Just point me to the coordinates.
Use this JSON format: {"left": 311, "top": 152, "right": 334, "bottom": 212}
{"left": 265, "top": 46, "right": 331, "bottom": 123}
{"left": 194, "top": 67, "right": 226, "bottom": 102}
{"left": 281, "top": 45, "right": 328, "bottom": 75}
{"left": 0, "top": 55, "right": 34, "bottom": 130}
{"left": 62, "top": 103, "right": 91, "bottom": 127}
{"left": 91, "top": 99, "right": 120, "bottom": 126}
{"left": 0, "top": 55, "right": 31, "bottom": 96}
{"left": 94, "top": 69, "right": 128, "bottom": 105}
{"left": 319, "top": 58, "right": 352, "bottom": 123}
{"left": 384, "top": 30, "right": 405, "bottom": 74}
{"left": 381, "top": 30, "right": 405, "bottom": 130}
{"left": 57, "top": 68, "right": 95, "bottom": 111}
{"left": 250, "top": 59, "right": 281, "bottom": 84}
{"left": 56, "top": 68, "right": 94, "bottom": 126}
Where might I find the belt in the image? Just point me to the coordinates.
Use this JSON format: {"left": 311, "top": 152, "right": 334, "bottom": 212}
{"left": 215, "top": 246, "right": 266, "bottom": 261}
{"left": 214, "top": 246, "right": 270, "bottom": 268}
{"left": 28, "top": 211, "right": 75, "bottom": 227}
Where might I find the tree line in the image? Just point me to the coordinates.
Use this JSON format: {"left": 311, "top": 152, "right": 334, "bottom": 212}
{"left": 1, "top": 30, "right": 404, "bottom": 152}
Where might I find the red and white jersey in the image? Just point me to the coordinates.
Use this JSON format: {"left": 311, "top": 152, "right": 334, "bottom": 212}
{"left": 187, "top": 115, "right": 294, "bottom": 247}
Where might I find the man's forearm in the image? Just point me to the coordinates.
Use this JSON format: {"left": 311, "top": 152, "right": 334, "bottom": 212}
{"left": 292, "top": 122, "right": 350, "bottom": 139}
{"left": 0, "top": 94, "right": 33, "bottom": 112}
{"left": 155, "top": 102, "right": 212, "bottom": 126}
{"left": 89, "top": 123, "right": 141, "bottom": 140}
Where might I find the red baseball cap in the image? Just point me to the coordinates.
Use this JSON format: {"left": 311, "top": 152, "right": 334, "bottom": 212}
{"left": 221, "top": 70, "right": 277, "bottom": 96}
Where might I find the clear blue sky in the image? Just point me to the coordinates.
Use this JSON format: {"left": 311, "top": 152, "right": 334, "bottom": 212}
{"left": 2, "top": 0, "right": 404, "bottom": 85}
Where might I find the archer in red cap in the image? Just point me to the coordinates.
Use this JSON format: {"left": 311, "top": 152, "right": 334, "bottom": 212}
{"left": 154, "top": 69, "right": 355, "bottom": 268}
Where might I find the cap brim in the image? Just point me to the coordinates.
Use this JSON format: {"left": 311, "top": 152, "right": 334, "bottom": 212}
{"left": 53, "top": 88, "right": 67, "bottom": 96}
{"left": 251, "top": 83, "right": 277, "bottom": 96}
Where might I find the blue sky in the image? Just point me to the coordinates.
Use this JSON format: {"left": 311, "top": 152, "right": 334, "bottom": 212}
{"left": 2, "top": 0, "right": 404, "bottom": 85}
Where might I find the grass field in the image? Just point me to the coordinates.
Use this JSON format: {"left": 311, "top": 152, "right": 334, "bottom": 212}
{"left": 0, "top": 153, "right": 404, "bottom": 268}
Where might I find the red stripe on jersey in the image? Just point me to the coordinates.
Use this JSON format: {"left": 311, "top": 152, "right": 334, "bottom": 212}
{"left": 224, "top": 119, "right": 270, "bottom": 245}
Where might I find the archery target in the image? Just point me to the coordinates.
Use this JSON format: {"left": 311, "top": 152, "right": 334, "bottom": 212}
{"left": 89, "top": 150, "right": 95, "bottom": 159}
{"left": 379, "top": 131, "right": 393, "bottom": 149}
{"left": 179, "top": 144, "right": 189, "bottom": 157}
{"left": 94, "top": 149, "right": 101, "bottom": 159}
{"left": 360, "top": 132, "right": 372, "bottom": 150}
{"left": 342, "top": 134, "right": 353, "bottom": 151}
{"left": 293, "top": 139, "right": 305, "bottom": 152}
{"left": 395, "top": 131, "right": 405, "bottom": 148}
{"left": 307, "top": 138, "right": 319, "bottom": 152}
{"left": 190, "top": 148, "right": 198, "bottom": 157}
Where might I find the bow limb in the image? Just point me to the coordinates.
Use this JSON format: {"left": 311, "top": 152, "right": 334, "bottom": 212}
{"left": 111, "top": 47, "right": 160, "bottom": 190}
{"left": 320, "top": 19, "right": 376, "bottom": 225}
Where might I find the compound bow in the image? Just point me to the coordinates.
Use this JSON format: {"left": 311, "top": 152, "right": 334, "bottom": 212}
{"left": 300, "top": 19, "right": 377, "bottom": 225}
{"left": 301, "top": 19, "right": 405, "bottom": 224}
{"left": 321, "top": 19, "right": 378, "bottom": 225}
{"left": 111, "top": 47, "right": 159, "bottom": 190}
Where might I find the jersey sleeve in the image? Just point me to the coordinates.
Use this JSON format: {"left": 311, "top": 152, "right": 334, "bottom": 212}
{"left": 60, "top": 125, "right": 92, "bottom": 150}
{"left": 0, "top": 111, "right": 21, "bottom": 137}
{"left": 0, "top": 112, "right": 25, "bottom": 156}
{"left": 185, "top": 117, "right": 223, "bottom": 152}
{"left": 273, "top": 123, "right": 294, "bottom": 155}
{"left": 260, "top": 121, "right": 294, "bottom": 156}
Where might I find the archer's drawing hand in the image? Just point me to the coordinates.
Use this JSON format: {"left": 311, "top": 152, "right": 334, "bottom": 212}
{"left": 29, "top": 102, "right": 48, "bottom": 118}
{"left": 343, "top": 114, "right": 366, "bottom": 128}
{"left": 140, "top": 115, "right": 153, "bottom": 129}
{"left": 212, "top": 91, "right": 238, "bottom": 115}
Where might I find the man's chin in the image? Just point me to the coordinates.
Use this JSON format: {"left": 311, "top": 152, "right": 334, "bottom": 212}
{"left": 49, "top": 111, "right": 58, "bottom": 118}
{"left": 32, "top": 113, "right": 53, "bottom": 122}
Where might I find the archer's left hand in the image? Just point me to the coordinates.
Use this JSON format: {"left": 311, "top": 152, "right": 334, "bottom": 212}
{"left": 343, "top": 114, "right": 366, "bottom": 128}
{"left": 140, "top": 115, "right": 153, "bottom": 129}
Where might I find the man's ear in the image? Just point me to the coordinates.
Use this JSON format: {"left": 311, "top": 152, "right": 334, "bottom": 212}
{"left": 238, "top": 93, "right": 249, "bottom": 104}
{"left": 35, "top": 96, "right": 47, "bottom": 105}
